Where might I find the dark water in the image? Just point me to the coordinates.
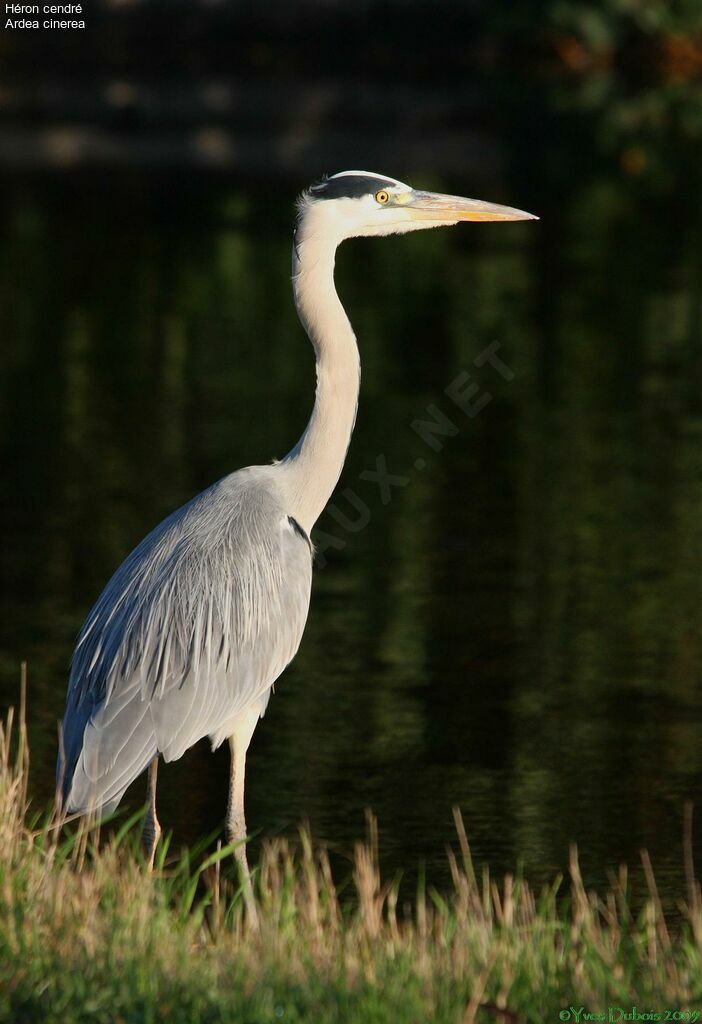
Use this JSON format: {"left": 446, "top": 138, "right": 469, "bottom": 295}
{"left": 2, "top": 101, "right": 702, "bottom": 903}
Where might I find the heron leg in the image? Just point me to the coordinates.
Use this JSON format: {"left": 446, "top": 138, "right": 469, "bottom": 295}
{"left": 142, "top": 756, "right": 161, "bottom": 870}
{"left": 226, "top": 709, "right": 260, "bottom": 926}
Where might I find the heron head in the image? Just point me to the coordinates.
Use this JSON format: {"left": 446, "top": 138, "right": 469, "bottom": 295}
{"left": 296, "top": 170, "right": 537, "bottom": 245}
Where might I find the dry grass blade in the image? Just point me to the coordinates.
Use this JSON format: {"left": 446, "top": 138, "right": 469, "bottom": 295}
{"left": 1, "top": 698, "right": 702, "bottom": 1023}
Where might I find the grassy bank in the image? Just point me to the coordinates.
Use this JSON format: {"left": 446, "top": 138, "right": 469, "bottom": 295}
{"left": 1, "top": 705, "right": 702, "bottom": 1024}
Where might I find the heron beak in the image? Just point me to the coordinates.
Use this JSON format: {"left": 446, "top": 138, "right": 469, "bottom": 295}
{"left": 406, "top": 190, "right": 538, "bottom": 223}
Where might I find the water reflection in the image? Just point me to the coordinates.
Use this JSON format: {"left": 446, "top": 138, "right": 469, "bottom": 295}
{"left": 0, "top": 157, "right": 701, "bottom": 903}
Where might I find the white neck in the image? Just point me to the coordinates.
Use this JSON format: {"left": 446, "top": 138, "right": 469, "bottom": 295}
{"left": 279, "top": 217, "right": 361, "bottom": 533}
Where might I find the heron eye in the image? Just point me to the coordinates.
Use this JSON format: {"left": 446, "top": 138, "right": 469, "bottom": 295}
{"left": 375, "top": 190, "right": 390, "bottom": 205}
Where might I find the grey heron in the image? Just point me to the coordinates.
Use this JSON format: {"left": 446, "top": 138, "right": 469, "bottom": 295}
{"left": 57, "top": 171, "right": 536, "bottom": 914}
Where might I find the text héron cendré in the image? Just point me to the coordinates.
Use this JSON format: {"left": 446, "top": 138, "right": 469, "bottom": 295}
{"left": 5, "top": 4, "right": 85, "bottom": 28}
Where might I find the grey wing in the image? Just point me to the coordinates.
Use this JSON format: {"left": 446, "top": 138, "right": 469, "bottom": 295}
{"left": 58, "top": 468, "right": 313, "bottom": 815}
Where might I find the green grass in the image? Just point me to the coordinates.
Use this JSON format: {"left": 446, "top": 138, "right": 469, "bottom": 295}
{"left": 2, "top": 703, "right": 702, "bottom": 1024}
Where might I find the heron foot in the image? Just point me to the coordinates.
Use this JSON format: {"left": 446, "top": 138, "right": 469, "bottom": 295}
{"left": 141, "top": 756, "right": 161, "bottom": 871}
{"left": 226, "top": 820, "right": 259, "bottom": 928}
{"left": 142, "top": 817, "right": 162, "bottom": 871}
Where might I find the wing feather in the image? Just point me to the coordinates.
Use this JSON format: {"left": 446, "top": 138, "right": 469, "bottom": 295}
{"left": 59, "top": 467, "right": 313, "bottom": 814}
